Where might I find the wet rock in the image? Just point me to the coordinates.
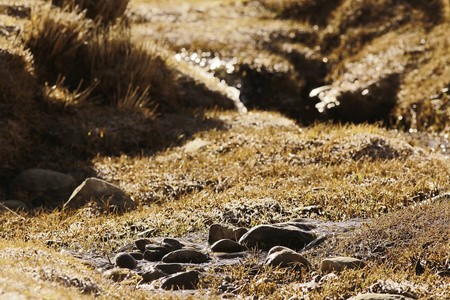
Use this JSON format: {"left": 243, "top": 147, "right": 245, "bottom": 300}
{"left": 265, "top": 246, "right": 311, "bottom": 269}
{"left": 162, "top": 249, "right": 209, "bottom": 264}
{"left": 238, "top": 224, "right": 316, "bottom": 250}
{"left": 103, "top": 268, "right": 132, "bottom": 282}
{"left": 160, "top": 270, "right": 199, "bottom": 290}
{"left": 140, "top": 267, "right": 167, "bottom": 283}
{"left": 0, "top": 200, "right": 29, "bottom": 211}
{"left": 350, "top": 293, "right": 414, "bottom": 300}
{"left": 155, "top": 263, "right": 184, "bottom": 274}
{"left": 321, "top": 257, "right": 366, "bottom": 273}
{"left": 143, "top": 246, "right": 172, "bottom": 262}
{"left": 208, "top": 223, "right": 248, "bottom": 244}
{"left": 63, "top": 178, "right": 135, "bottom": 211}
{"left": 162, "top": 238, "right": 184, "bottom": 251}
{"left": 135, "top": 238, "right": 152, "bottom": 252}
{"left": 114, "top": 252, "right": 137, "bottom": 269}
{"left": 211, "top": 239, "right": 246, "bottom": 253}
{"left": 129, "top": 252, "right": 144, "bottom": 260}
{"left": 11, "top": 169, "right": 76, "bottom": 207}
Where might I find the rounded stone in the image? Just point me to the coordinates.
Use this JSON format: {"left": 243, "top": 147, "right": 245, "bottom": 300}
{"left": 140, "top": 268, "right": 167, "bottom": 283}
{"left": 162, "top": 249, "right": 209, "bottom": 264}
{"left": 135, "top": 238, "right": 152, "bottom": 252}
{"left": 155, "top": 263, "right": 184, "bottom": 274}
{"left": 321, "top": 257, "right": 365, "bottom": 273}
{"left": 115, "top": 252, "right": 137, "bottom": 269}
{"left": 162, "top": 238, "right": 184, "bottom": 251}
{"left": 129, "top": 252, "right": 144, "bottom": 260}
{"left": 208, "top": 224, "right": 248, "bottom": 244}
{"left": 160, "top": 270, "right": 199, "bottom": 290}
{"left": 265, "top": 247, "right": 311, "bottom": 269}
{"left": 211, "top": 239, "right": 247, "bottom": 253}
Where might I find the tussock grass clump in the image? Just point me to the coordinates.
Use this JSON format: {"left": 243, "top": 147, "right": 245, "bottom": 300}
{"left": 52, "top": 0, "right": 129, "bottom": 23}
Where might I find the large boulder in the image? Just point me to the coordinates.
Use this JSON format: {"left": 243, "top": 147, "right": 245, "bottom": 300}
{"left": 238, "top": 223, "right": 317, "bottom": 250}
{"left": 63, "top": 178, "right": 135, "bottom": 211}
{"left": 11, "top": 169, "right": 76, "bottom": 208}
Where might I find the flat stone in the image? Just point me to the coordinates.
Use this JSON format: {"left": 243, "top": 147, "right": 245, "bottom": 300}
{"left": 129, "top": 252, "right": 144, "bottom": 260}
{"left": 162, "top": 238, "right": 184, "bottom": 251}
{"left": 321, "top": 257, "right": 366, "bottom": 273}
{"left": 63, "top": 177, "right": 135, "bottom": 211}
{"left": 154, "top": 263, "right": 184, "bottom": 274}
{"left": 162, "top": 249, "right": 209, "bottom": 264}
{"left": 265, "top": 247, "right": 311, "bottom": 269}
{"left": 350, "top": 293, "right": 414, "bottom": 300}
{"left": 211, "top": 239, "right": 246, "bottom": 253}
{"left": 160, "top": 270, "right": 199, "bottom": 290}
{"left": 209, "top": 224, "right": 248, "bottom": 244}
{"left": 143, "top": 246, "right": 172, "bottom": 262}
{"left": 238, "top": 224, "right": 316, "bottom": 250}
{"left": 140, "top": 267, "right": 167, "bottom": 283}
{"left": 11, "top": 169, "right": 76, "bottom": 207}
{"left": 114, "top": 252, "right": 137, "bottom": 269}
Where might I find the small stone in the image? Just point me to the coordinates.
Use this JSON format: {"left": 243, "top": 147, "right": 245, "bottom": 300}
{"left": 265, "top": 247, "right": 311, "bottom": 269}
{"left": 162, "top": 249, "right": 209, "bottom": 264}
{"left": 154, "top": 263, "right": 184, "bottom": 274}
{"left": 103, "top": 268, "right": 131, "bottom": 282}
{"left": 143, "top": 246, "right": 172, "bottom": 262}
{"left": 160, "top": 270, "right": 199, "bottom": 290}
{"left": 211, "top": 239, "right": 246, "bottom": 253}
{"left": 63, "top": 177, "right": 135, "bottom": 211}
{"left": 135, "top": 238, "right": 152, "bottom": 252}
{"left": 162, "top": 238, "right": 183, "bottom": 251}
{"left": 140, "top": 267, "right": 167, "bottom": 283}
{"left": 209, "top": 224, "right": 248, "bottom": 244}
{"left": 350, "top": 293, "right": 414, "bottom": 300}
{"left": 321, "top": 257, "right": 365, "bottom": 273}
{"left": 239, "top": 224, "right": 316, "bottom": 250}
{"left": 115, "top": 252, "right": 137, "bottom": 269}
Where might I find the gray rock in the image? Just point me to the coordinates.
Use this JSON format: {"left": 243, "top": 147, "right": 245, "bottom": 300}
{"left": 11, "top": 169, "right": 76, "bottom": 207}
{"left": 140, "top": 267, "right": 167, "bottom": 283}
{"left": 0, "top": 200, "right": 29, "bottom": 211}
{"left": 238, "top": 224, "right": 316, "bottom": 250}
{"left": 155, "top": 263, "right": 184, "bottom": 274}
{"left": 211, "top": 239, "right": 246, "bottom": 253}
{"left": 114, "top": 252, "right": 137, "bottom": 269}
{"left": 209, "top": 223, "right": 248, "bottom": 244}
{"left": 350, "top": 293, "right": 414, "bottom": 300}
{"left": 160, "top": 270, "right": 199, "bottom": 290}
{"left": 321, "top": 257, "right": 365, "bottom": 273}
{"left": 135, "top": 238, "right": 152, "bottom": 252}
{"left": 265, "top": 246, "right": 311, "bottom": 269}
{"left": 63, "top": 178, "right": 135, "bottom": 211}
{"left": 162, "top": 249, "right": 209, "bottom": 264}
{"left": 162, "top": 238, "right": 183, "bottom": 251}
{"left": 129, "top": 252, "right": 144, "bottom": 260}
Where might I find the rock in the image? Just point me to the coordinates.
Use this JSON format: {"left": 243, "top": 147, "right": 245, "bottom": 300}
{"left": 114, "top": 252, "right": 137, "bottom": 269}
{"left": 135, "top": 238, "right": 152, "bottom": 252}
{"left": 140, "top": 267, "right": 167, "bottom": 283}
{"left": 129, "top": 252, "right": 144, "bottom": 260}
{"left": 160, "top": 270, "right": 199, "bottom": 290}
{"left": 215, "top": 252, "right": 246, "bottom": 259}
{"left": 11, "top": 169, "right": 76, "bottom": 207}
{"left": 238, "top": 224, "right": 316, "bottom": 250}
{"left": 162, "top": 249, "right": 209, "bottom": 264}
{"left": 155, "top": 263, "right": 184, "bottom": 274}
{"left": 209, "top": 224, "right": 248, "bottom": 244}
{"left": 321, "top": 257, "right": 366, "bottom": 273}
{"left": 0, "top": 200, "right": 29, "bottom": 211}
{"left": 162, "top": 238, "right": 184, "bottom": 251}
{"left": 103, "top": 268, "right": 132, "bottom": 282}
{"left": 63, "top": 178, "right": 135, "bottom": 211}
{"left": 211, "top": 239, "right": 246, "bottom": 253}
{"left": 350, "top": 293, "right": 414, "bottom": 300}
{"left": 265, "top": 246, "right": 311, "bottom": 269}
{"left": 143, "top": 246, "right": 172, "bottom": 262}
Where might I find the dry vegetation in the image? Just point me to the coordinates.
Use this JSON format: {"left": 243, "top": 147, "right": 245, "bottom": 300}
{"left": 1, "top": 0, "right": 450, "bottom": 299}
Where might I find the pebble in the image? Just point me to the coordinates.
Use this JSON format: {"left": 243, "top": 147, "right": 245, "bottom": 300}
{"left": 211, "top": 239, "right": 246, "bottom": 253}
{"left": 238, "top": 224, "right": 316, "bottom": 250}
{"left": 114, "top": 252, "right": 137, "bottom": 269}
{"left": 265, "top": 246, "right": 311, "bottom": 269}
{"left": 162, "top": 249, "right": 209, "bottom": 264}
{"left": 208, "top": 223, "right": 248, "bottom": 244}
{"left": 321, "top": 257, "right": 366, "bottom": 273}
{"left": 160, "top": 270, "right": 199, "bottom": 290}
